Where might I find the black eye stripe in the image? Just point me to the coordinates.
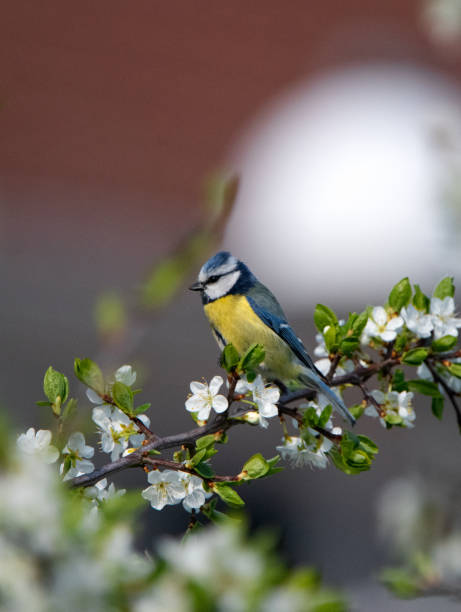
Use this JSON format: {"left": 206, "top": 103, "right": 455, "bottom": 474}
{"left": 207, "top": 275, "right": 220, "bottom": 284}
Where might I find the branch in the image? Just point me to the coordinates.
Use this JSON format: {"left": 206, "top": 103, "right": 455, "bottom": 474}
{"left": 426, "top": 360, "right": 461, "bottom": 431}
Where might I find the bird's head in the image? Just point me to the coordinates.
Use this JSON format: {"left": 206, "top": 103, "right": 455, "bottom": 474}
{"left": 189, "top": 251, "right": 255, "bottom": 302}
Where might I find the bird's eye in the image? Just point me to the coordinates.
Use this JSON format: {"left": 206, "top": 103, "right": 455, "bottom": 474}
{"left": 207, "top": 275, "right": 220, "bottom": 284}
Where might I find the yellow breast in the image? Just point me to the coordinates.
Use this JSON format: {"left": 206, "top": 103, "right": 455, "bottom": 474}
{"left": 204, "top": 294, "right": 302, "bottom": 381}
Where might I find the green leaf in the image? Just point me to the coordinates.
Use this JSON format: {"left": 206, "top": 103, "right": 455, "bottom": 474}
{"left": 313, "top": 304, "right": 338, "bottom": 333}
{"left": 392, "top": 369, "right": 408, "bottom": 392}
{"left": 394, "top": 330, "right": 410, "bottom": 353}
{"left": 407, "top": 379, "right": 443, "bottom": 398}
{"left": 401, "top": 348, "right": 429, "bottom": 365}
{"left": 433, "top": 277, "right": 455, "bottom": 300}
{"left": 357, "top": 434, "right": 378, "bottom": 455}
{"left": 432, "top": 335, "right": 458, "bottom": 352}
{"left": 339, "top": 336, "right": 360, "bottom": 356}
{"left": 266, "top": 455, "right": 283, "bottom": 476}
{"left": 194, "top": 462, "right": 215, "bottom": 478}
{"left": 74, "top": 358, "right": 104, "bottom": 394}
{"left": 220, "top": 344, "right": 240, "bottom": 372}
{"left": 380, "top": 568, "right": 420, "bottom": 598}
{"left": 448, "top": 363, "right": 461, "bottom": 378}
{"left": 238, "top": 344, "right": 265, "bottom": 381}
{"left": 352, "top": 310, "right": 369, "bottom": 336}
{"left": 317, "top": 404, "right": 332, "bottom": 429}
{"left": 213, "top": 483, "right": 245, "bottom": 507}
{"left": 385, "top": 412, "right": 402, "bottom": 426}
{"left": 388, "top": 277, "right": 411, "bottom": 312}
{"left": 133, "top": 402, "right": 151, "bottom": 415}
{"left": 349, "top": 404, "right": 365, "bottom": 419}
{"left": 431, "top": 397, "right": 444, "bottom": 420}
{"left": 412, "top": 284, "right": 430, "bottom": 312}
{"left": 112, "top": 381, "right": 134, "bottom": 415}
{"left": 242, "top": 453, "right": 270, "bottom": 479}
{"left": 189, "top": 448, "right": 208, "bottom": 467}
{"left": 36, "top": 400, "right": 52, "bottom": 407}
{"left": 43, "top": 366, "right": 69, "bottom": 405}
{"left": 323, "top": 325, "right": 338, "bottom": 353}
{"left": 196, "top": 434, "right": 217, "bottom": 450}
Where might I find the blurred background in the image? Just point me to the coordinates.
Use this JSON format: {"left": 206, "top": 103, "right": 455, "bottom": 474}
{"left": 2, "top": 1, "right": 461, "bottom": 610}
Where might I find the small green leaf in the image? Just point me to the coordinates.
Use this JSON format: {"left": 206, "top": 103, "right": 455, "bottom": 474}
{"left": 385, "top": 412, "right": 403, "bottom": 425}
{"left": 36, "top": 400, "right": 52, "bottom": 407}
{"left": 431, "top": 397, "right": 444, "bottom": 420}
{"left": 351, "top": 310, "right": 369, "bottom": 336}
{"left": 313, "top": 304, "right": 338, "bottom": 333}
{"left": 266, "top": 455, "right": 283, "bottom": 476}
{"left": 323, "top": 325, "right": 338, "bottom": 353}
{"left": 392, "top": 369, "right": 408, "bottom": 392}
{"left": 189, "top": 448, "right": 208, "bottom": 466}
{"left": 213, "top": 483, "right": 245, "bottom": 507}
{"left": 433, "top": 277, "right": 455, "bottom": 300}
{"left": 194, "top": 462, "right": 214, "bottom": 478}
{"left": 339, "top": 336, "right": 360, "bottom": 356}
{"left": 380, "top": 568, "right": 420, "bottom": 598}
{"left": 43, "top": 366, "right": 69, "bottom": 404}
{"left": 412, "top": 284, "right": 430, "bottom": 312}
{"left": 448, "top": 363, "right": 461, "bottom": 378}
{"left": 349, "top": 404, "right": 365, "bottom": 419}
{"left": 431, "top": 335, "right": 458, "bottom": 352}
{"left": 133, "top": 402, "right": 151, "bottom": 415}
{"left": 357, "top": 434, "right": 378, "bottom": 455}
{"left": 112, "top": 381, "right": 134, "bottom": 415}
{"left": 220, "top": 344, "right": 240, "bottom": 372}
{"left": 394, "top": 330, "right": 410, "bottom": 353}
{"left": 389, "top": 277, "right": 412, "bottom": 312}
{"left": 242, "top": 453, "right": 270, "bottom": 479}
{"left": 407, "top": 380, "right": 443, "bottom": 398}
{"left": 238, "top": 344, "right": 265, "bottom": 381}
{"left": 196, "top": 434, "right": 216, "bottom": 450}
{"left": 317, "top": 404, "right": 332, "bottom": 428}
{"left": 401, "top": 348, "right": 429, "bottom": 365}
{"left": 74, "top": 358, "right": 104, "bottom": 394}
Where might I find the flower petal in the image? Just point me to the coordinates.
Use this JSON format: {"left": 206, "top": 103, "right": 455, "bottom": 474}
{"left": 208, "top": 375, "right": 224, "bottom": 396}
{"left": 211, "top": 394, "right": 228, "bottom": 414}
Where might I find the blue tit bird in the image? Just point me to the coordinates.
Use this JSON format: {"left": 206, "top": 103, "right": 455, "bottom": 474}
{"left": 189, "top": 251, "right": 355, "bottom": 426}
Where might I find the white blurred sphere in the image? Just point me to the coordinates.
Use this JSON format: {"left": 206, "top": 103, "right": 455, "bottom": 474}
{"left": 225, "top": 64, "right": 461, "bottom": 309}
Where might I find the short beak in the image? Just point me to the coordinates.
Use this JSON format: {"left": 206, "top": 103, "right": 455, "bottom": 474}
{"left": 189, "top": 281, "right": 204, "bottom": 292}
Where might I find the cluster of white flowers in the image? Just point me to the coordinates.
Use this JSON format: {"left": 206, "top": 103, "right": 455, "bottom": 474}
{"left": 276, "top": 434, "right": 333, "bottom": 469}
{"left": 89, "top": 365, "right": 150, "bottom": 460}
{"left": 184, "top": 373, "right": 280, "bottom": 428}
{"left": 235, "top": 374, "right": 280, "bottom": 427}
{"left": 142, "top": 469, "right": 210, "bottom": 512}
{"left": 401, "top": 296, "right": 461, "bottom": 340}
{"left": 365, "top": 389, "right": 415, "bottom": 428}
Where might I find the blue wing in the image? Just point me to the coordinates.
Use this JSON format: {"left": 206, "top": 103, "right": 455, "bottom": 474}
{"left": 246, "top": 296, "right": 322, "bottom": 378}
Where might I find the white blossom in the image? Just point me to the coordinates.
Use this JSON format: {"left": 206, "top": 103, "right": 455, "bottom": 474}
{"left": 365, "top": 389, "right": 415, "bottom": 427}
{"left": 185, "top": 376, "right": 228, "bottom": 421}
{"left": 115, "top": 364, "right": 137, "bottom": 387}
{"left": 400, "top": 304, "right": 434, "bottom": 338}
{"left": 84, "top": 478, "right": 126, "bottom": 504}
{"left": 362, "top": 306, "right": 403, "bottom": 343}
{"left": 92, "top": 405, "right": 150, "bottom": 461}
{"left": 141, "top": 470, "right": 186, "bottom": 510}
{"left": 276, "top": 435, "right": 333, "bottom": 469}
{"left": 17, "top": 428, "right": 59, "bottom": 464}
{"left": 176, "top": 472, "right": 210, "bottom": 512}
{"left": 236, "top": 375, "right": 279, "bottom": 420}
{"left": 60, "top": 432, "right": 95, "bottom": 481}
{"left": 430, "top": 296, "right": 461, "bottom": 339}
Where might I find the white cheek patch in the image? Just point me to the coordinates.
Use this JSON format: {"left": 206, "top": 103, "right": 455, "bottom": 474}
{"left": 205, "top": 270, "right": 241, "bottom": 300}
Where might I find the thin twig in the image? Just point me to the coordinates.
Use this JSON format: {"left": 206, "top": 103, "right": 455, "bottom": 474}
{"left": 426, "top": 360, "right": 461, "bottom": 431}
